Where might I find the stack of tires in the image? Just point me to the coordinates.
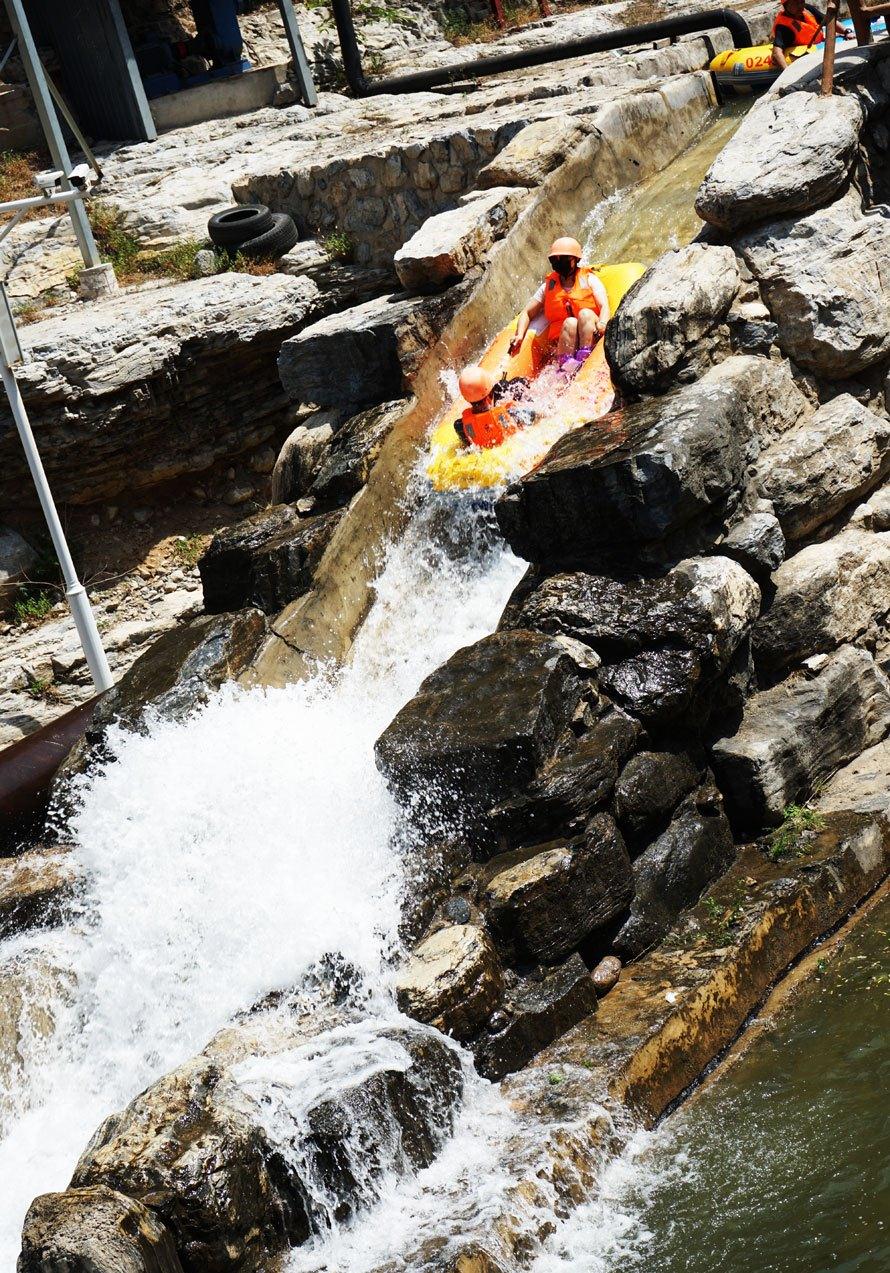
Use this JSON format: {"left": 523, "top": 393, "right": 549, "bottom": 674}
{"left": 207, "top": 204, "right": 299, "bottom": 260}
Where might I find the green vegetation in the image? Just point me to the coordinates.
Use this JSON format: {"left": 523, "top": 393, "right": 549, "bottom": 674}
{"left": 766, "top": 804, "right": 826, "bottom": 862}
{"left": 11, "top": 539, "right": 62, "bottom": 625}
{"left": 548, "top": 1071, "right": 563, "bottom": 1086}
{"left": 13, "top": 589, "right": 54, "bottom": 624}
{"left": 172, "top": 533, "right": 207, "bottom": 567}
{"left": 699, "top": 881, "right": 749, "bottom": 945}
{"left": 87, "top": 204, "right": 204, "bottom": 285}
{"left": 25, "top": 675, "right": 54, "bottom": 701}
{"left": 322, "top": 229, "right": 355, "bottom": 262}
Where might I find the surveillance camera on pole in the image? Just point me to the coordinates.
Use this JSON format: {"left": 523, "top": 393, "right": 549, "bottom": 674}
{"left": 0, "top": 283, "right": 113, "bottom": 694}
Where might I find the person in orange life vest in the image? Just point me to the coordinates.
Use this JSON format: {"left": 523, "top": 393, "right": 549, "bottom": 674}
{"left": 771, "top": 0, "right": 848, "bottom": 69}
{"left": 507, "top": 236, "right": 610, "bottom": 371}
{"left": 453, "top": 365, "right": 535, "bottom": 449}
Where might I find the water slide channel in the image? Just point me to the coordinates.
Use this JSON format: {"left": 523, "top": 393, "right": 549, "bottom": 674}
{"left": 0, "top": 102, "right": 826, "bottom": 1271}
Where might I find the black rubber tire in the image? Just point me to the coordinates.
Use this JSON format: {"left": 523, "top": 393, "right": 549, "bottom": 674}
{"left": 237, "top": 211, "right": 299, "bottom": 260}
{"left": 207, "top": 204, "right": 274, "bottom": 248}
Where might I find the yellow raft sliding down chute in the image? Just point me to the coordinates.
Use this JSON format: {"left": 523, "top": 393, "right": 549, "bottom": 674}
{"left": 426, "top": 261, "right": 644, "bottom": 492}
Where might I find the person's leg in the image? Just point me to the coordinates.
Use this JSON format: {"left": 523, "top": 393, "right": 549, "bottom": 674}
{"left": 576, "top": 308, "right": 598, "bottom": 351}
{"left": 556, "top": 316, "right": 579, "bottom": 355}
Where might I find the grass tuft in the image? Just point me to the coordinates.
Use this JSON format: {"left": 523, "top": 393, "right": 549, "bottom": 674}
{"left": 766, "top": 805, "right": 826, "bottom": 862}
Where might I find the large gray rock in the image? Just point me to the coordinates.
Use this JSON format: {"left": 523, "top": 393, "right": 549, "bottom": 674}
{"left": 753, "top": 394, "right": 890, "bottom": 541}
{"left": 395, "top": 923, "right": 503, "bottom": 1040}
{"left": 496, "top": 357, "right": 808, "bottom": 568}
{"left": 753, "top": 527, "right": 890, "bottom": 672}
{"left": 19, "top": 1187, "right": 183, "bottom": 1273}
{"left": 0, "top": 845, "right": 76, "bottom": 940}
{"left": 614, "top": 781, "right": 735, "bottom": 956}
{"left": 311, "top": 400, "right": 406, "bottom": 507}
{"left": 476, "top": 116, "right": 592, "bottom": 189}
{"left": 613, "top": 750, "right": 702, "bottom": 843}
{"left": 70, "top": 1001, "right": 463, "bottom": 1271}
{"left": 597, "top": 647, "right": 704, "bottom": 727}
{"left": 738, "top": 190, "right": 890, "bottom": 378}
{"left": 0, "top": 526, "right": 36, "bottom": 610}
{"left": 374, "top": 630, "right": 583, "bottom": 830}
{"left": 720, "top": 501, "right": 786, "bottom": 581}
{"left": 605, "top": 243, "right": 739, "bottom": 395}
{"left": 712, "top": 645, "right": 890, "bottom": 830}
{"left": 199, "top": 504, "right": 342, "bottom": 613}
{"left": 0, "top": 275, "right": 322, "bottom": 512}
{"left": 485, "top": 813, "right": 633, "bottom": 964}
{"left": 696, "top": 92, "right": 863, "bottom": 233}
{"left": 394, "top": 187, "right": 527, "bottom": 292}
{"left": 270, "top": 416, "right": 337, "bottom": 504}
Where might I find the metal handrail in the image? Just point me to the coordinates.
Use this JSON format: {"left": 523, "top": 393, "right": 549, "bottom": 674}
{"left": 329, "top": 1, "right": 752, "bottom": 96}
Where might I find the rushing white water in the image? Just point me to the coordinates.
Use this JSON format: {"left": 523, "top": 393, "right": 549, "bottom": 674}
{"left": 0, "top": 486, "right": 526, "bottom": 1267}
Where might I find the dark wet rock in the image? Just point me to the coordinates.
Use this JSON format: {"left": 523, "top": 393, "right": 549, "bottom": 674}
{"left": 515, "top": 557, "right": 760, "bottom": 675}
{"left": 395, "top": 923, "right": 504, "bottom": 1041}
{"left": 0, "top": 845, "right": 76, "bottom": 940}
{"left": 711, "top": 645, "right": 890, "bottom": 831}
{"left": 753, "top": 394, "right": 890, "bottom": 542}
{"left": 485, "top": 814, "right": 633, "bottom": 965}
{"left": 374, "top": 631, "right": 583, "bottom": 832}
{"left": 311, "top": 400, "right": 406, "bottom": 508}
{"left": 613, "top": 750, "right": 702, "bottom": 843}
{"left": 19, "top": 1186, "right": 184, "bottom": 1273}
{"left": 614, "top": 782, "right": 735, "bottom": 957}
{"left": 199, "top": 504, "right": 342, "bottom": 613}
{"left": 752, "top": 528, "right": 890, "bottom": 673}
{"left": 605, "top": 243, "right": 739, "bottom": 395}
{"left": 271, "top": 416, "right": 338, "bottom": 503}
{"left": 597, "top": 647, "right": 702, "bottom": 726}
{"left": 496, "top": 358, "right": 807, "bottom": 569}
{"left": 72, "top": 1006, "right": 463, "bottom": 1271}
{"left": 443, "top": 895, "right": 472, "bottom": 925}
{"left": 483, "top": 708, "right": 640, "bottom": 847}
{"left": 738, "top": 190, "right": 890, "bottom": 379}
{"left": 696, "top": 92, "right": 862, "bottom": 233}
{"left": 720, "top": 502, "right": 786, "bottom": 581}
{"left": 591, "top": 955, "right": 622, "bottom": 996}
{"left": 474, "top": 953, "right": 598, "bottom": 1081}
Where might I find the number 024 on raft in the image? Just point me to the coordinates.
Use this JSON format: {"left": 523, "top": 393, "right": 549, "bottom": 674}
{"left": 426, "top": 261, "right": 644, "bottom": 492}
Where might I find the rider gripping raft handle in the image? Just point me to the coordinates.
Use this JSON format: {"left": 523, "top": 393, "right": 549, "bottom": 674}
{"left": 509, "top": 237, "right": 610, "bottom": 372}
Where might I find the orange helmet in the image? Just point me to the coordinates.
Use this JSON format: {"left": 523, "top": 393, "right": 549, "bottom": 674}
{"left": 458, "top": 365, "right": 496, "bottom": 403}
{"left": 549, "top": 236, "right": 583, "bottom": 260}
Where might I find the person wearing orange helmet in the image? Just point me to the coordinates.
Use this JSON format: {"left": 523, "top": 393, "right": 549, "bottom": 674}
{"left": 508, "top": 236, "right": 609, "bottom": 370}
{"left": 454, "top": 365, "right": 534, "bottom": 449}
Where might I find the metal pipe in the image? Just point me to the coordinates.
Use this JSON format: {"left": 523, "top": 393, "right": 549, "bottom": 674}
{"left": 329, "top": 1, "right": 752, "bottom": 96}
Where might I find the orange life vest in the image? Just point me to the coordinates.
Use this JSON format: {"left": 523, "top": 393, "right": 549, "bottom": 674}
{"left": 461, "top": 401, "right": 515, "bottom": 449}
{"left": 542, "top": 268, "right": 602, "bottom": 341}
{"left": 772, "top": 7, "right": 824, "bottom": 46}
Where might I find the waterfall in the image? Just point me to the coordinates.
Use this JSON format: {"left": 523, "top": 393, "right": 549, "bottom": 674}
{"left": 0, "top": 486, "right": 526, "bottom": 1267}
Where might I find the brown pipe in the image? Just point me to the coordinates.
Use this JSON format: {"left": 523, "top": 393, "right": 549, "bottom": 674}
{"left": 0, "top": 696, "right": 100, "bottom": 843}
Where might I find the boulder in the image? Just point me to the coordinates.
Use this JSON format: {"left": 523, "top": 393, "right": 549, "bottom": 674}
{"left": 485, "top": 814, "right": 633, "bottom": 965}
{"left": 720, "top": 501, "right": 786, "bottom": 581}
{"left": 753, "top": 528, "right": 890, "bottom": 672}
{"left": 591, "top": 955, "right": 622, "bottom": 996}
{"left": 394, "top": 187, "right": 528, "bottom": 292}
{"left": 597, "top": 647, "right": 702, "bottom": 726}
{"left": 270, "top": 417, "right": 337, "bottom": 503}
{"left": 605, "top": 243, "right": 739, "bottom": 395}
{"left": 374, "top": 631, "right": 583, "bottom": 830}
{"left": 614, "top": 782, "right": 735, "bottom": 957}
{"left": 711, "top": 645, "right": 890, "bottom": 830}
{"left": 613, "top": 750, "right": 702, "bottom": 843}
{"left": 516, "top": 557, "right": 761, "bottom": 674}
{"left": 496, "top": 357, "right": 808, "bottom": 568}
{"left": 19, "top": 1186, "right": 183, "bottom": 1273}
{"left": 474, "top": 953, "right": 598, "bottom": 1081}
{"left": 476, "top": 116, "right": 592, "bottom": 189}
{"left": 395, "top": 924, "right": 503, "bottom": 1040}
{"left": 738, "top": 190, "right": 890, "bottom": 378}
{"left": 482, "top": 707, "right": 640, "bottom": 847}
{"left": 311, "top": 400, "right": 406, "bottom": 507}
{"left": 0, "top": 844, "right": 76, "bottom": 939}
{"left": 71, "top": 1006, "right": 463, "bottom": 1271}
{"left": 0, "top": 525, "right": 36, "bottom": 610}
{"left": 199, "top": 504, "right": 342, "bottom": 613}
{"left": 695, "top": 91, "right": 863, "bottom": 233}
{"left": 851, "top": 481, "right": 890, "bottom": 533}
{"left": 753, "top": 394, "right": 890, "bottom": 541}
{"left": 1, "top": 955, "right": 76, "bottom": 1101}
{"left": 0, "top": 274, "right": 323, "bottom": 512}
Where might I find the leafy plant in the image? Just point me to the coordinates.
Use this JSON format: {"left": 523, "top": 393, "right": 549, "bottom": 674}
{"left": 13, "top": 589, "right": 54, "bottom": 624}
{"left": 89, "top": 204, "right": 204, "bottom": 284}
{"left": 322, "top": 229, "right": 355, "bottom": 262}
{"left": 172, "top": 533, "right": 206, "bottom": 567}
{"left": 26, "top": 675, "right": 53, "bottom": 700}
{"left": 701, "top": 882, "right": 748, "bottom": 945}
{"left": 766, "top": 805, "right": 825, "bottom": 862}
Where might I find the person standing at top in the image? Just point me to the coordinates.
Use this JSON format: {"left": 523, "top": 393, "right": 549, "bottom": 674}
{"left": 508, "top": 237, "right": 610, "bottom": 371}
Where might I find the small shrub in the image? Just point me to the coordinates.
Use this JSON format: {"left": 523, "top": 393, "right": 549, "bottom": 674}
{"left": 26, "top": 675, "right": 54, "bottom": 700}
{"left": 13, "top": 589, "right": 55, "bottom": 624}
{"left": 172, "top": 533, "right": 207, "bottom": 567}
{"left": 766, "top": 805, "right": 826, "bottom": 862}
{"left": 322, "top": 229, "right": 355, "bottom": 262}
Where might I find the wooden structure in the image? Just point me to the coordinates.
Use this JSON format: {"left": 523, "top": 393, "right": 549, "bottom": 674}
{"left": 847, "top": 0, "right": 890, "bottom": 42}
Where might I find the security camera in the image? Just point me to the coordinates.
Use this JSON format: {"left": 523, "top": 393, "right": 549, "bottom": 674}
{"left": 67, "top": 163, "right": 94, "bottom": 190}
{"left": 34, "top": 168, "right": 64, "bottom": 191}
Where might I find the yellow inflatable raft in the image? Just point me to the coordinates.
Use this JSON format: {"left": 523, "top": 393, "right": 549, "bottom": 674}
{"left": 426, "top": 261, "right": 644, "bottom": 492}
{"left": 709, "top": 42, "right": 812, "bottom": 92}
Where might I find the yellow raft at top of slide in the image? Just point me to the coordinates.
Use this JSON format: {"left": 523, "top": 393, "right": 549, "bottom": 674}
{"left": 426, "top": 261, "right": 644, "bottom": 492}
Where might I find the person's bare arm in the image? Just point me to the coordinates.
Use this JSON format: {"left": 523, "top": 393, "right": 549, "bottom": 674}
{"left": 772, "top": 43, "right": 789, "bottom": 68}
{"left": 509, "top": 297, "right": 544, "bottom": 356}
{"left": 592, "top": 275, "right": 610, "bottom": 333}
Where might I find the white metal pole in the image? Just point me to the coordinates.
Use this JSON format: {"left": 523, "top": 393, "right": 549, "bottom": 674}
{"left": 0, "top": 353, "right": 114, "bottom": 693}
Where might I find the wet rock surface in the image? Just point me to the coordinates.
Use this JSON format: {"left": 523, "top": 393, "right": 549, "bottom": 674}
{"left": 0, "top": 845, "right": 76, "bottom": 940}
{"left": 310, "top": 400, "right": 406, "bottom": 508}
{"left": 395, "top": 923, "right": 503, "bottom": 1041}
{"left": 605, "top": 243, "right": 739, "bottom": 395}
{"left": 19, "top": 1186, "right": 184, "bottom": 1273}
{"left": 712, "top": 646, "right": 890, "bottom": 830}
{"left": 591, "top": 954, "right": 622, "bottom": 996}
{"left": 696, "top": 91, "right": 863, "bottom": 233}
{"left": 199, "top": 504, "right": 342, "bottom": 613}
{"left": 720, "top": 502, "right": 786, "bottom": 581}
{"left": 613, "top": 750, "right": 702, "bottom": 844}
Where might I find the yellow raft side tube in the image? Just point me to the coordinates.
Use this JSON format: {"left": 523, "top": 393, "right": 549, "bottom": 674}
{"left": 709, "top": 42, "right": 812, "bottom": 87}
{"left": 426, "top": 261, "right": 645, "bottom": 493}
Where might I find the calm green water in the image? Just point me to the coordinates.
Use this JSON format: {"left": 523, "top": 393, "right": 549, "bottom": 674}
{"left": 535, "top": 898, "right": 890, "bottom": 1273}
